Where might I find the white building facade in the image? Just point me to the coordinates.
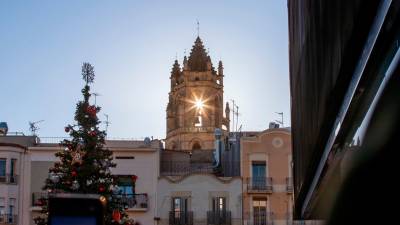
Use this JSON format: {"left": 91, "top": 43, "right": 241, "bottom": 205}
{"left": 0, "top": 135, "right": 162, "bottom": 225}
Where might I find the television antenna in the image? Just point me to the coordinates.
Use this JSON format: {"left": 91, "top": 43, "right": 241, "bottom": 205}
{"left": 230, "top": 99, "right": 241, "bottom": 132}
{"left": 103, "top": 114, "right": 111, "bottom": 135}
{"left": 275, "top": 112, "right": 284, "bottom": 127}
{"left": 29, "top": 120, "right": 44, "bottom": 136}
{"left": 92, "top": 92, "right": 101, "bottom": 106}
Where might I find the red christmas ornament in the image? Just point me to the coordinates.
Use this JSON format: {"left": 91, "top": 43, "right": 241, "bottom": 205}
{"left": 65, "top": 126, "right": 70, "bottom": 133}
{"left": 99, "top": 185, "right": 105, "bottom": 192}
{"left": 71, "top": 171, "right": 77, "bottom": 177}
{"left": 112, "top": 210, "right": 121, "bottom": 222}
{"left": 86, "top": 105, "right": 97, "bottom": 117}
{"left": 89, "top": 131, "right": 96, "bottom": 137}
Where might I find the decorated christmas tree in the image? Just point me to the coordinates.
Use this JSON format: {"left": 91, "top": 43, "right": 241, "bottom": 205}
{"left": 34, "top": 63, "right": 134, "bottom": 225}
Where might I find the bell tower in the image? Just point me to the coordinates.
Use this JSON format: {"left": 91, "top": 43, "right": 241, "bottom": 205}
{"left": 166, "top": 36, "right": 230, "bottom": 151}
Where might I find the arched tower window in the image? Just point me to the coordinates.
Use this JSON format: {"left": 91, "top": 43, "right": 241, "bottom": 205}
{"left": 192, "top": 141, "right": 201, "bottom": 150}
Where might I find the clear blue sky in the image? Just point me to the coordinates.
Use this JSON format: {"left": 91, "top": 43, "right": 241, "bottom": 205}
{"left": 0, "top": 0, "right": 290, "bottom": 139}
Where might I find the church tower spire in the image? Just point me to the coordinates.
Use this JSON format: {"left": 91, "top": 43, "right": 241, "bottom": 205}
{"left": 165, "top": 36, "right": 230, "bottom": 151}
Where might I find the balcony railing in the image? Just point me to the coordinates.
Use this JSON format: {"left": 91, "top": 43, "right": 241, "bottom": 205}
{"left": 286, "top": 177, "right": 293, "bottom": 192}
{"left": 247, "top": 177, "right": 273, "bottom": 193}
{"left": 289, "top": 220, "right": 325, "bottom": 225}
{"left": 244, "top": 211, "right": 274, "bottom": 225}
{"left": 117, "top": 194, "right": 148, "bottom": 210}
{"left": 0, "top": 214, "right": 17, "bottom": 224}
{"left": 32, "top": 192, "right": 48, "bottom": 207}
{"left": 0, "top": 174, "right": 18, "bottom": 184}
{"left": 161, "top": 161, "right": 214, "bottom": 176}
{"left": 32, "top": 192, "right": 148, "bottom": 210}
{"left": 169, "top": 211, "right": 193, "bottom": 225}
{"left": 207, "top": 210, "right": 231, "bottom": 225}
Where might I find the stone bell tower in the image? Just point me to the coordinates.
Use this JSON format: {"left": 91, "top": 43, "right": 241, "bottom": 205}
{"left": 166, "top": 36, "right": 230, "bottom": 151}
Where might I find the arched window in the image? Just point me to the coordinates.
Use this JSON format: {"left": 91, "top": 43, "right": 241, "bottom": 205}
{"left": 170, "top": 142, "right": 177, "bottom": 150}
{"left": 192, "top": 141, "right": 201, "bottom": 150}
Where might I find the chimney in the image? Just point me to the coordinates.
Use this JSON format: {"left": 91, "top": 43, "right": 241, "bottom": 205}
{"left": 0, "top": 122, "right": 8, "bottom": 136}
{"left": 269, "top": 122, "right": 280, "bottom": 129}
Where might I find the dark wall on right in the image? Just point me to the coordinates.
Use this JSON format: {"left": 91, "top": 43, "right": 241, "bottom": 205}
{"left": 287, "top": 0, "right": 380, "bottom": 218}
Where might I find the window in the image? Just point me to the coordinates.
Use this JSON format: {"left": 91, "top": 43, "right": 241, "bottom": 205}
{"left": 212, "top": 197, "right": 226, "bottom": 212}
{"left": 192, "top": 142, "right": 201, "bottom": 150}
{"left": 171, "top": 197, "right": 190, "bottom": 224}
{"left": 10, "top": 159, "right": 16, "bottom": 183}
{"left": 210, "top": 197, "right": 229, "bottom": 224}
{"left": 253, "top": 199, "right": 267, "bottom": 225}
{"left": 0, "top": 159, "right": 5, "bottom": 182}
{"left": 116, "top": 176, "right": 134, "bottom": 195}
{"left": 0, "top": 198, "right": 4, "bottom": 215}
{"left": 194, "top": 115, "right": 203, "bottom": 127}
{"left": 8, "top": 198, "right": 15, "bottom": 223}
{"left": 252, "top": 162, "right": 266, "bottom": 189}
{"left": 9, "top": 198, "right": 15, "bottom": 215}
{"left": 172, "top": 197, "right": 188, "bottom": 214}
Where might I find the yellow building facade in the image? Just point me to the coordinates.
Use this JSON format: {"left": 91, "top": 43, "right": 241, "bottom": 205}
{"left": 241, "top": 128, "right": 293, "bottom": 225}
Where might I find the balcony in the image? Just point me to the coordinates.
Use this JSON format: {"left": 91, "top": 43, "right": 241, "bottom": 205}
{"left": 169, "top": 211, "right": 193, "bottom": 225}
{"left": 207, "top": 210, "right": 231, "bottom": 225}
{"left": 289, "top": 221, "right": 325, "bottom": 225}
{"left": 244, "top": 211, "right": 274, "bottom": 225}
{"left": 161, "top": 161, "right": 214, "bottom": 176}
{"left": 247, "top": 177, "right": 273, "bottom": 193}
{"left": 32, "top": 192, "right": 48, "bottom": 207}
{"left": 32, "top": 192, "right": 148, "bottom": 211}
{"left": 117, "top": 194, "right": 148, "bottom": 211}
{"left": 286, "top": 177, "right": 293, "bottom": 193}
{"left": 0, "top": 174, "right": 18, "bottom": 185}
{"left": 0, "top": 214, "right": 17, "bottom": 224}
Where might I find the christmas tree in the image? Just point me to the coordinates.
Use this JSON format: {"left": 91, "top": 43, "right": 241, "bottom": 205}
{"left": 34, "top": 63, "right": 133, "bottom": 225}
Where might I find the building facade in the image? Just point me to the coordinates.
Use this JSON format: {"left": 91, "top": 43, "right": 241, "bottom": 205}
{"left": 0, "top": 135, "right": 33, "bottom": 225}
{"left": 0, "top": 134, "right": 162, "bottom": 225}
{"left": 241, "top": 128, "right": 293, "bottom": 225}
{"left": 158, "top": 36, "right": 242, "bottom": 225}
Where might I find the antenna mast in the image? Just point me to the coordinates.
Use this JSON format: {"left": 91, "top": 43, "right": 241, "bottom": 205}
{"left": 92, "top": 92, "right": 101, "bottom": 106}
{"left": 104, "top": 114, "right": 111, "bottom": 136}
{"left": 275, "top": 112, "right": 284, "bottom": 127}
{"left": 197, "top": 20, "right": 200, "bottom": 37}
{"left": 29, "top": 120, "right": 44, "bottom": 136}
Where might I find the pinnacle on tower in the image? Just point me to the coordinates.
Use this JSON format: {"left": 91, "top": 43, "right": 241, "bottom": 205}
{"left": 171, "top": 60, "right": 181, "bottom": 77}
{"left": 187, "top": 37, "right": 213, "bottom": 72}
{"left": 218, "top": 60, "right": 223, "bottom": 76}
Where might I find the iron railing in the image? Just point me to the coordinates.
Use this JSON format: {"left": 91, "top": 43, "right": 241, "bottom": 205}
{"left": 207, "top": 210, "right": 231, "bottom": 225}
{"left": 32, "top": 192, "right": 148, "bottom": 209}
{"left": 244, "top": 211, "right": 274, "bottom": 225}
{"left": 247, "top": 177, "right": 273, "bottom": 192}
{"left": 286, "top": 177, "right": 293, "bottom": 192}
{"left": 117, "top": 194, "right": 148, "bottom": 209}
{"left": 32, "top": 192, "right": 48, "bottom": 206}
{"left": 0, "top": 214, "right": 17, "bottom": 224}
{"left": 0, "top": 174, "right": 18, "bottom": 184}
{"left": 169, "top": 211, "right": 193, "bottom": 225}
{"left": 289, "top": 221, "right": 325, "bottom": 225}
{"left": 161, "top": 161, "right": 214, "bottom": 176}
